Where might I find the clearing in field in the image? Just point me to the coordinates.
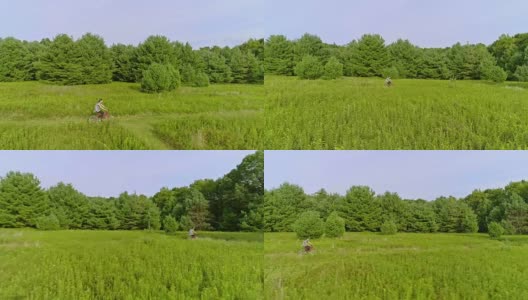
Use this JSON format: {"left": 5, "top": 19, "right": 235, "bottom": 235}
{"left": 0, "top": 229, "right": 263, "bottom": 299}
{"left": 265, "top": 232, "right": 528, "bottom": 299}
{"left": 0, "top": 82, "right": 263, "bottom": 150}
{"left": 265, "top": 76, "right": 528, "bottom": 149}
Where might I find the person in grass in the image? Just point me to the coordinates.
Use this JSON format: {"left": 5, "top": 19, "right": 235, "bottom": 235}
{"left": 302, "top": 238, "right": 313, "bottom": 253}
{"left": 385, "top": 77, "right": 392, "bottom": 87}
{"left": 189, "top": 228, "right": 196, "bottom": 239}
{"left": 94, "top": 99, "right": 108, "bottom": 119}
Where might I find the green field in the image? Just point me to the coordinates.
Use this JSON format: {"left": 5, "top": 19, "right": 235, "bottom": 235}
{"left": 0, "top": 82, "right": 263, "bottom": 149}
{"left": 265, "top": 232, "right": 528, "bottom": 299}
{"left": 265, "top": 76, "right": 528, "bottom": 149}
{"left": 0, "top": 229, "right": 263, "bottom": 299}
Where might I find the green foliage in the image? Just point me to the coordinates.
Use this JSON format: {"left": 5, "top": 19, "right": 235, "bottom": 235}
{"left": 163, "top": 215, "right": 179, "bottom": 234}
{"left": 382, "top": 66, "right": 400, "bottom": 79}
{"left": 264, "top": 35, "right": 295, "bottom": 75}
{"left": 340, "top": 186, "right": 381, "bottom": 231}
{"left": 323, "top": 57, "right": 343, "bottom": 80}
{"left": 293, "top": 211, "right": 324, "bottom": 239}
{"left": 294, "top": 55, "right": 323, "bottom": 79}
{"left": 488, "top": 222, "right": 504, "bottom": 239}
{"left": 0, "top": 38, "right": 35, "bottom": 81}
{"left": 36, "top": 34, "right": 112, "bottom": 85}
{"left": 0, "top": 171, "right": 48, "bottom": 228}
{"left": 481, "top": 65, "right": 508, "bottom": 83}
{"left": 141, "top": 63, "right": 181, "bottom": 93}
{"left": 514, "top": 65, "right": 528, "bottom": 81}
{"left": 348, "top": 34, "right": 389, "bottom": 77}
{"left": 324, "top": 211, "right": 345, "bottom": 238}
{"left": 36, "top": 214, "right": 60, "bottom": 230}
{"left": 380, "top": 220, "right": 398, "bottom": 235}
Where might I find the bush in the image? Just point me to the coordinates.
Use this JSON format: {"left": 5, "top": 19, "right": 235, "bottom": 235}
{"left": 500, "top": 220, "right": 516, "bottom": 235}
{"left": 380, "top": 220, "right": 397, "bottom": 235}
{"left": 141, "top": 63, "right": 181, "bottom": 93}
{"left": 36, "top": 214, "right": 60, "bottom": 230}
{"left": 482, "top": 65, "right": 507, "bottom": 83}
{"left": 514, "top": 65, "right": 528, "bottom": 82}
{"left": 294, "top": 55, "right": 323, "bottom": 79}
{"left": 179, "top": 216, "right": 194, "bottom": 230}
{"left": 192, "top": 72, "right": 210, "bottom": 87}
{"left": 381, "top": 66, "right": 400, "bottom": 79}
{"left": 462, "top": 213, "right": 478, "bottom": 233}
{"left": 293, "top": 211, "right": 324, "bottom": 239}
{"left": 488, "top": 222, "right": 504, "bottom": 239}
{"left": 163, "top": 215, "right": 179, "bottom": 234}
{"left": 325, "top": 211, "right": 345, "bottom": 238}
{"left": 323, "top": 57, "right": 343, "bottom": 80}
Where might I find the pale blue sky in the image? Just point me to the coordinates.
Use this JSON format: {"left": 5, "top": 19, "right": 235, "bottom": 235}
{"left": 0, "top": 151, "right": 253, "bottom": 197}
{"left": 264, "top": 0, "right": 528, "bottom": 47}
{"left": 0, "top": 0, "right": 264, "bottom": 47}
{"left": 265, "top": 151, "right": 528, "bottom": 200}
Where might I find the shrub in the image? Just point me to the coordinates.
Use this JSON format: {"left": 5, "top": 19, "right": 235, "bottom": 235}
{"left": 380, "top": 220, "right": 397, "bottom": 235}
{"left": 141, "top": 63, "right": 181, "bottom": 93}
{"left": 36, "top": 214, "right": 60, "bottom": 230}
{"left": 488, "top": 222, "right": 504, "bottom": 239}
{"left": 500, "top": 220, "right": 516, "bottom": 235}
{"left": 179, "top": 216, "right": 194, "bottom": 230}
{"left": 192, "top": 71, "right": 210, "bottom": 87}
{"left": 482, "top": 65, "right": 507, "bottom": 83}
{"left": 514, "top": 65, "right": 528, "bottom": 82}
{"left": 325, "top": 211, "right": 345, "bottom": 238}
{"left": 323, "top": 57, "right": 343, "bottom": 80}
{"left": 294, "top": 55, "right": 323, "bottom": 79}
{"left": 163, "top": 215, "right": 179, "bottom": 234}
{"left": 293, "top": 211, "right": 324, "bottom": 239}
{"left": 382, "top": 66, "right": 400, "bottom": 79}
{"left": 462, "top": 213, "right": 478, "bottom": 233}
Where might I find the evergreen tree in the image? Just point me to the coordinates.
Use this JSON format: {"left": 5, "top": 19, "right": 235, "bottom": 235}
{"left": 294, "top": 55, "right": 323, "bottom": 79}
{"left": 0, "top": 37, "right": 34, "bottom": 81}
{"left": 264, "top": 35, "right": 295, "bottom": 75}
{"left": 323, "top": 56, "right": 343, "bottom": 80}
{"left": 340, "top": 186, "right": 382, "bottom": 231}
{"left": 348, "top": 34, "right": 389, "bottom": 77}
{"left": 0, "top": 171, "right": 48, "bottom": 228}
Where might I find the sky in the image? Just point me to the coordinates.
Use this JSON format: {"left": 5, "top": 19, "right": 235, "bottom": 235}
{"left": 265, "top": 151, "right": 528, "bottom": 200}
{"left": 0, "top": 0, "right": 264, "bottom": 47}
{"left": 264, "top": 0, "right": 528, "bottom": 47}
{"left": 0, "top": 151, "right": 253, "bottom": 197}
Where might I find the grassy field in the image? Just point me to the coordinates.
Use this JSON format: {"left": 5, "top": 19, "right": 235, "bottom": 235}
{"left": 0, "top": 82, "right": 263, "bottom": 149}
{"left": 265, "top": 76, "right": 528, "bottom": 149}
{"left": 265, "top": 232, "right": 528, "bottom": 299}
{"left": 0, "top": 229, "right": 263, "bottom": 299}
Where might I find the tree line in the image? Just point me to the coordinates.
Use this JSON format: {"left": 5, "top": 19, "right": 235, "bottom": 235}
{"left": 0, "top": 151, "right": 263, "bottom": 232}
{"left": 265, "top": 180, "right": 528, "bottom": 235}
{"left": 264, "top": 33, "right": 528, "bottom": 82}
{"left": 0, "top": 34, "right": 264, "bottom": 88}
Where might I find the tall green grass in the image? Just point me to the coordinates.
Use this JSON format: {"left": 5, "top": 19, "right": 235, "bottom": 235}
{"left": 265, "top": 76, "right": 528, "bottom": 149}
{"left": 0, "top": 122, "right": 148, "bottom": 149}
{"left": 265, "top": 232, "right": 528, "bottom": 299}
{"left": 0, "top": 82, "right": 263, "bottom": 149}
{"left": 152, "top": 114, "right": 264, "bottom": 149}
{"left": 0, "top": 229, "right": 263, "bottom": 300}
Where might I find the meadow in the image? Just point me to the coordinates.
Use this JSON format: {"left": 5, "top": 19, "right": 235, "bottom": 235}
{"left": 265, "top": 232, "right": 528, "bottom": 299}
{"left": 265, "top": 76, "right": 528, "bottom": 149}
{"left": 0, "top": 82, "right": 263, "bottom": 150}
{"left": 0, "top": 229, "right": 263, "bottom": 299}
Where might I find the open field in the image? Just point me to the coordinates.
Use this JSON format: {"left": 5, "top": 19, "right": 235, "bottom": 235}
{"left": 0, "top": 229, "right": 263, "bottom": 299}
{"left": 0, "top": 82, "right": 263, "bottom": 149}
{"left": 265, "top": 76, "right": 528, "bottom": 149}
{"left": 265, "top": 232, "right": 528, "bottom": 299}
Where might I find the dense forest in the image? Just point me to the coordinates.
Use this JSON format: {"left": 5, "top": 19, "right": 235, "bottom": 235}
{"left": 264, "top": 33, "right": 528, "bottom": 82}
{"left": 265, "top": 180, "right": 528, "bottom": 235}
{"left": 0, "top": 151, "right": 263, "bottom": 232}
{"left": 0, "top": 33, "right": 264, "bottom": 86}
